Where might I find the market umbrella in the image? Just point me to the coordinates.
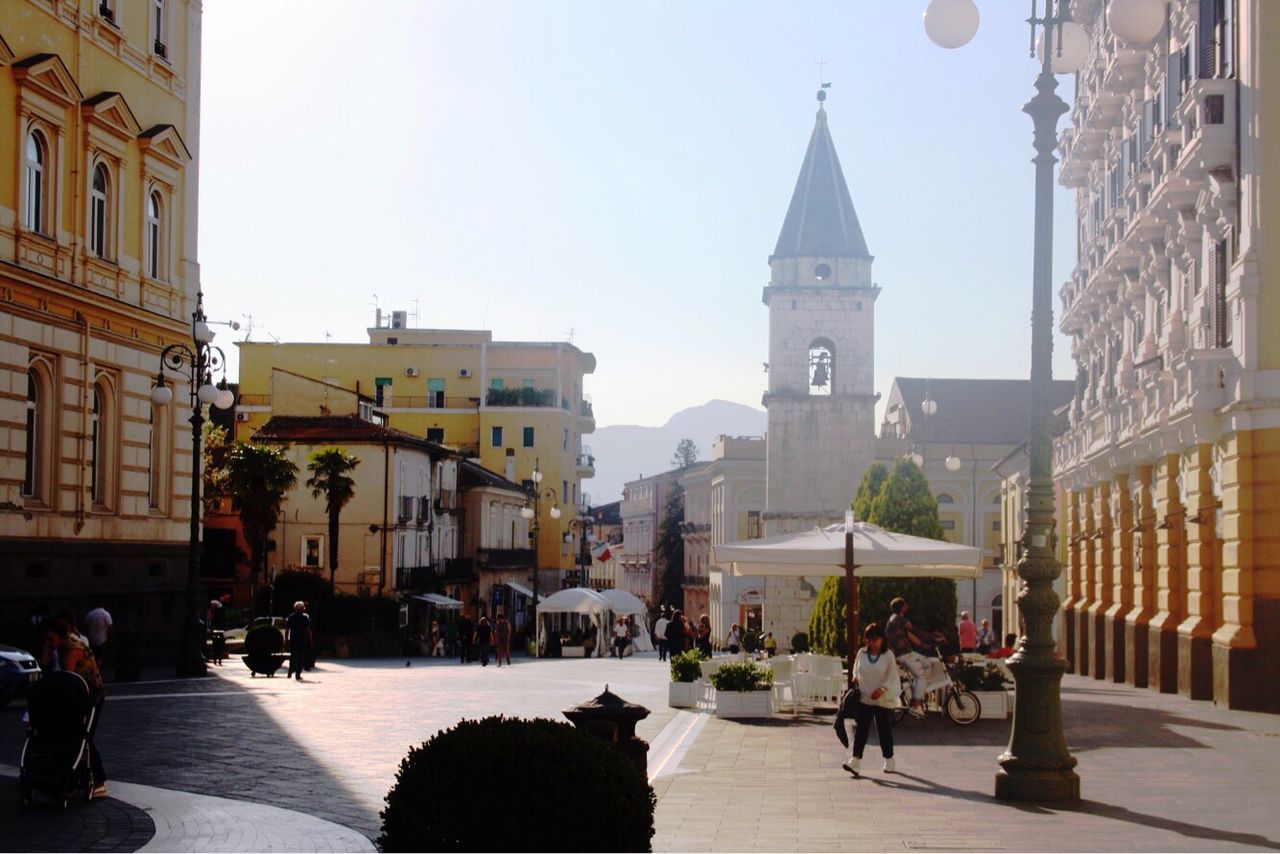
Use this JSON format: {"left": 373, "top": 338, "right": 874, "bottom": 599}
{"left": 712, "top": 513, "right": 982, "bottom": 684}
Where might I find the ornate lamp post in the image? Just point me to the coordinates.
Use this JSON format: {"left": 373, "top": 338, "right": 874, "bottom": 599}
{"left": 565, "top": 496, "right": 593, "bottom": 589}
{"left": 922, "top": 0, "right": 1096, "bottom": 802}
{"left": 150, "top": 291, "right": 235, "bottom": 678}
{"left": 521, "top": 458, "right": 560, "bottom": 656}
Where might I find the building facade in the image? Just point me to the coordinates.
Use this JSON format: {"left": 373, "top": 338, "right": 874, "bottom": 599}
{"left": 698, "top": 435, "right": 767, "bottom": 643}
{"left": 1053, "top": 0, "right": 1278, "bottom": 711}
{"left": 0, "top": 1, "right": 202, "bottom": 648}
{"left": 760, "top": 93, "right": 880, "bottom": 644}
{"left": 234, "top": 313, "right": 595, "bottom": 578}
{"left": 618, "top": 468, "right": 692, "bottom": 605}
{"left": 459, "top": 459, "right": 534, "bottom": 637}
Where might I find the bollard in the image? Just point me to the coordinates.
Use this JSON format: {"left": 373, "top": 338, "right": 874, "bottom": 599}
{"left": 563, "top": 685, "right": 651, "bottom": 778}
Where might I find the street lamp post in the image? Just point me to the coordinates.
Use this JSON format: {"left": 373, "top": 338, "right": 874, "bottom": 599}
{"left": 150, "top": 291, "right": 235, "bottom": 678}
{"left": 567, "top": 497, "right": 593, "bottom": 588}
{"left": 923, "top": 0, "right": 1091, "bottom": 801}
{"left": 521, "top": 458, "right": 560, "bottom": 656}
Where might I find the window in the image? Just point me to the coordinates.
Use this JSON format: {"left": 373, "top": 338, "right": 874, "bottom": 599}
{"left": 523, "top": 427, "right": 535, "bottom": 448}
{"left": 23, "top": 371, "right": 39, "bottom": 498}
{"left": 302, "top": 535, "right": 323, "bottom": 568}
{"left": 937, "top": 494, "right": 955, "bottom": 504}
{"left": 563, "top": 428, "right": 569, "bottom": 451}
{"left": 491, "top": 426, "right": 503, "bottom": 447}
{"left": 145, "top": 190, "right": 163, "bottom": 279}
{"left": 90, "top": 163, "right": 110, "bottom": 259}
{"left": 992, "top": 519, "right": 1002, "bottom": 532}
{"left": 562, "top": 480, "right": 568, "bottom": 502}
{"left": 427, "top": 378, "right": 445, "bottom": 408}
{"left": 149, "top": 403, "right": 168, "bottom": 511}
{"left": 426, "top": 427, "right": 445, "bottom": 443}
{"left": 522, "top": 379, "right": 535, "bottom": 390}
{"left": 374, "top": 377, "right": 392, "bottom": 406}
{"left": 808, "top": 339, "right": 834, "bottom": 396}
{"left": 491, "top": 378, "right": 504, "bottom": 391}
{"left": 990, "top": 593, "right": 1004, "bottom": 637}
{"left": 152, "top": 0, "right": 168, "bottom": 57}
{"left": 90, "top": 387, "right": 102, "bottom": 503}
{"left": 941, "top": 519, "right": 956, "bottom": 531}
{"left": 90, "top": 380, "right": 116, "bottom": 509}
{"left": 24, "top": 131, "right": 47, "bottom": 234}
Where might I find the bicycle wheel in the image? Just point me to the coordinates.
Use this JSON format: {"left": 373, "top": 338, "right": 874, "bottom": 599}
{"left": 944, "top": 690, "right": 981, "bottom": 725}
{"left": 890, "top": 705, "right": 909, "bottom": 726}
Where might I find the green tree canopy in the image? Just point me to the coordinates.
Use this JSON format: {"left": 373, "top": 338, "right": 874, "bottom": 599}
{"left": 655, "top": 484, "right": 686, "bottom": 611}
{"left": 671, "top": 438, "right": 699, "bottom": 470}
{"left": 809, "top": 458, "right": 957, "bottom": 655}
{"left": 225, "top": 442, "right": 298, "bottom": 612}
{"left": 305, "top": 448, "right": 360, "bottom": 592}
{"left": 852, "top": 462, "right": 888, "bottom": 522}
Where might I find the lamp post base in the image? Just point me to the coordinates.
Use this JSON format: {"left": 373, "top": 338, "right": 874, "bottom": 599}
{"left": 995, "top": 652, "right": 1079, "bottom": 803}
{"left": 994, "top": 767, "right": 1080, "bottom": 802}
{"left": 174, "top": 616, "right": 208, "bottom": 678}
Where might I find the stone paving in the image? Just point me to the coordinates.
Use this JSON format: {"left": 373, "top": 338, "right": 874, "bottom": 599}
{"left": 2, "top": 653, "right": 1279, "bottom": 852}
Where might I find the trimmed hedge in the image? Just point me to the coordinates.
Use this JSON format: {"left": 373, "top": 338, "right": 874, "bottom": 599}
{"left": 379, "top": 716, "right": 655, "bottom": 852}
{"left": 244, "top": 623, "right": 283, "bottom": 657}
{"left": 709, "top": 661, "right": 773, "bottom": 693}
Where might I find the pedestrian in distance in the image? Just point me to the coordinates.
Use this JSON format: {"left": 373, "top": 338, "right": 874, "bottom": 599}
{"left": 654, "top": 610, "right": 671, "bottom": 662}
{"left": 664, "top": 610, "right": 687, "bottom": 657}
{"left": 957, "top": 611, "right": 978, "bottom": 654}
{"left": 763, "top": 632, "right": 777, "bottom": 658}
{"left": 843, "top": 622, "right": 902, "bottom": 776}
{"left": 443, "top": 620, "right": 458, "bottom": 658}
{"left": 82, "top": 599, "right": 113, "bottom": 665}
{"left": 583, "top": 620, "right": 598, "bottom": 659}
{"left": 474, "top": 616, "right": 493, "bottom": 666}
{"left": 613, "top": 617, "right": 630, "bottom": 658}
{"left": 458, "top": 613, "right": 474, "bottom": 664}
{"left": 988, "top": 633, "right": 1018, "bottom": 659}
{"left": 696, "top": 615, "right": 713, "bottom": 657}
{"left": 495, "top": 612, "right": 512, "bottom": 666}
{"left": 285, "top": 601, "right": 314, "bottom": 681}
{"left": 725, "top": 623, "right": 742, "bottom": 655}
{"left": 40, "top": 617, "right": 108, "bottom": 798}
{"left": 976, "top": 619, "right": 996, "bottom": 654}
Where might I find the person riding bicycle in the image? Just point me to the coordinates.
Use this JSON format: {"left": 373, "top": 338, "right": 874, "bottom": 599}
{"left": 885, "top": 596, "right": 938, "bottom": 719}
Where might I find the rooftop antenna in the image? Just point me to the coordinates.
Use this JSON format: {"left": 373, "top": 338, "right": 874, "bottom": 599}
{"left": 240, "top": 313, "right": 255, "bottom": 342}
{"left": 411, "top": 298, "right": 421, "bottom": 328}
{"left": 324, "top": 329, "right": 333, "bottom": 343}
{"left": 373, "top": 292, "right": 380, "bottom": 328}
{"left": 565, "top": 327, "right": 576, "bottom": 344}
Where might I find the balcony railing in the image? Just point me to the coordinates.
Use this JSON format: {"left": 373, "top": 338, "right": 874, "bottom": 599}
{"left": 486, "top": 388, "right": 557, "bottom": 407}
{"left": 476, "top": 548, "right": 535, "bottom": 568}
{"left": 580, "top": 400, "right": 594, "bottom": 418}
{"left": 380, "top": 395, "right": 479, "bottom": 410}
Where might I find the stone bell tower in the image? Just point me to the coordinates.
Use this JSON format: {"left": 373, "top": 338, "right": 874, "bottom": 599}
{"left": 760, "top": 91, "right": 880, "bottom": 641}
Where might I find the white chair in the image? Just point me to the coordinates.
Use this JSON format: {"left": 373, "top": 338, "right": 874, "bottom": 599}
{"left": 769, "top": 656, "right": 798, "bottom": 715}
{"left": 698, "top": 659, "right": 720, "bottom": 708}
{"left": 810, "top": 656, "right": 845, "bottom": 706}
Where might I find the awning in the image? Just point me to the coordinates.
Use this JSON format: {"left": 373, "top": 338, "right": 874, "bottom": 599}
{"left": 412, "top": 593, "right": 463, "bottom": 609}
{"left": 505, "top": 581, "right": 535, "bottom": 599}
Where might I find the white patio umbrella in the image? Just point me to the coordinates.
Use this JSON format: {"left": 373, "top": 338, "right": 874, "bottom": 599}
{"left": 536, "top": 587, "right": 611, "bottom": 657}
{"left": 712, "top": 513, "right": 981, "bottom": 684}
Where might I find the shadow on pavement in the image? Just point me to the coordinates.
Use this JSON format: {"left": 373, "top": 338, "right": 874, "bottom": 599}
{"left": 0, "top": 667, "right": 380, "bottom": 843}
{"left": 874, "top": 773, "right": 1280, "bottom": 850}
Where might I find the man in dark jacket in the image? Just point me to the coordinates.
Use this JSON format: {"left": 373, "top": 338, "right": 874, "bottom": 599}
{"left": 665, "top": 610, "right": 688, "bottom": 654}
{"left": 457, "top": 614, "right": 474, "bottom": 664}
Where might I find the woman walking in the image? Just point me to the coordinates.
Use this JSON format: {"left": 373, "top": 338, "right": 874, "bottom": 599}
{"left": 725, "top": 623, "right": 742, "bottom": 655}
{"left": 844, "top": 623, "right": 902, "bottom": 776}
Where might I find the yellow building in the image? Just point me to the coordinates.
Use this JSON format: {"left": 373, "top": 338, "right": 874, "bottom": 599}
{"left": 236, "top": 313, "right": 596, "bottom": 576}
{"left": 0, "top": 1, "right": 201, "bottom": 644}
{"left": 1054, "top": 1, "right": 1278, "bottom": 711}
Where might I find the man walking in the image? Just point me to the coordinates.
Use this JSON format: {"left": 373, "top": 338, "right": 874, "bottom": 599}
{"left": 285, "top": 601, "right": 313, "bottom": 682}
{"left": 495, "top": 612, "right": 512, "bottom": 666}
{"left": 457, "top": 613, "right": 474, "bottom": 664}
{"left": 958, "top": 611, "right": 978, "bottom": 654}
{"left": 82, "top": 600, "right": 113, "bottom": 664}
{"left": 654, "top": 610, "right": 670, "bottom": 661}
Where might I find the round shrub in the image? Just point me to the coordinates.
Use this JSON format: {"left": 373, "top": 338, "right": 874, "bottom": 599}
{"left": 380, "top": 716, "right": 655, "bottom": 852}
{"left": 709, "top": 661, "right": 773, "bottom": 693}
{"left": 669, "top": 649, "right": 702, "bottom": 683}
{"left": 244, "top": 623, "right": 283, "bottom": 658}
{"left": 790, "top": 631, "right": 810, "bottom": 653}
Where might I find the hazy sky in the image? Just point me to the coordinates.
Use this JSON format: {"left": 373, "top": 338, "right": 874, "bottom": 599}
{"left": 199, "top": 1, "right": 1077, "bottom": 429}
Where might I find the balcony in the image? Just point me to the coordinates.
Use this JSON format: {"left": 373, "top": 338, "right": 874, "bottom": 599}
{"left": 476, "top": 548, "right": 535, "bottom": 568}
{"left": 381, "top": 395, "right": 479, "bottom": 411}
{"left": 485, "top": 387, "right": 557, "bottom": 408}
{"left": 1174, "top": 79, "right": 1237, "bottom": 180}
{"left": 576, "top": 450, "right": 595, "bottom": 477}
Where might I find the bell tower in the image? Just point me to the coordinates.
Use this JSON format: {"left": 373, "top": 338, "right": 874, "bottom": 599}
{"left": 761, "top": 91, "right": 880, "bottom": 638}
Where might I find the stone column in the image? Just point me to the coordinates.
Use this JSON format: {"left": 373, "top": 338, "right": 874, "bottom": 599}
{"left": 1212, "top": 431, "right": 1265, "bottom": 709}
{"left": 1150, "top": 454, "right": 1184, "bottom": 693}
{"left": 1107, "top": 473, "right": 1133, "bottom": 683}
{"left": 1063, "top": 488, "right": 1082, "bottom": 672}
{"left": 1076, "top": 487, "right": 1095, "bottom": 676}
{"left": 1178, "top": 444, "right": 1216, "bottom": 700}
{"left": 1126, "top": 465, "right": 1156, "bottom": 688}
{"left": 1091, "top": 482, "right": 1114, "bottom": 680}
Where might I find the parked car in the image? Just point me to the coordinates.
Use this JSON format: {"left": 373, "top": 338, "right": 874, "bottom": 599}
{"left": 0, "top": 644, "right": 42, "bottom": 706}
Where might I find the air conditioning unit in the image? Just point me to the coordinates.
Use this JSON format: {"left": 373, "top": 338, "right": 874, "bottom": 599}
{"left": 405, "top": 367, "right": 419, "bottom": 377}
{"left": 235, "top": 412, "right": 250, "bottom": 422}
{"left": 459, "top": 368, "right": 472, "bottom": 378}
{"left": 391, "top": 310, "right": 407, "bottom": 329}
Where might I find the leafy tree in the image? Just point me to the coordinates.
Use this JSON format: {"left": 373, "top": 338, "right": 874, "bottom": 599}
{"left": 671, "top": 438, "right": 699, "bottom": 470}
{"left": 655, "top": 484, "right": 685, "bottom": 611}
{"left": 809, "top": 459, "right": 957, "bottom": 655}
{"left": 305, "top": 447, "right": 360, "bottom": 593}
{"left": 226, "top": 442, "right": 298, "bottom": 614}
{"left": 852, "top": 462, "right": 888, "bottom": 522}
{"left": 201, "top": 423, "right": 233, "bottom": 515}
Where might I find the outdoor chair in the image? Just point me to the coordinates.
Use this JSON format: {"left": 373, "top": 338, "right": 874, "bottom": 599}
{"left": 698, "top": 659, "right": 720, "bottom": 708}
{"left": 809, "top": 655, "right": 845, "bottom": 706}
{"left": 768, "top": 656, "right": 798, "bottom": 715}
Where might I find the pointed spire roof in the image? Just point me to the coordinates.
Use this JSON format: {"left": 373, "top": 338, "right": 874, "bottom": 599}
{"left": 772, "top": 100, "right": 870, "bottom": 260}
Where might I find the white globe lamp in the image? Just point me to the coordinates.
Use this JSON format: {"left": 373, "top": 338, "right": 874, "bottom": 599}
{"left": 150, "top": 384, "right": 173, "bottom": 406}
{"left": 214, "top": 387, "right": 236, "bottom": 410}
{"left": 196, "top": 382, "right": 219, "bottom": 405}
{"left": 521, "top": 506, "right": 534, "bottom": 520}
{"left": 921, "top": 398, "right": 938, "bottom": 416}
{"left": 193, "top": 321, "right": 214, "bottom": 344}
{"left": 1107, "top": 0, "right": 1164, "bottom": 45}
{"left": 550, "top": 506, "right": 562, "bottom": 520}
{"left": 924, "top": 0, "right": 980, "bottom": 49}
{"left": 1036, "top": 20, "right": 1090, "bottom": 74}
{"left": 945, "top": 454, "right": 963, "bottom": 472}
{"left": 531, "top": 469, "right": 543, "bottom": 484}
{"left": 909, "top": 452, "right": 925, "bottom": 467}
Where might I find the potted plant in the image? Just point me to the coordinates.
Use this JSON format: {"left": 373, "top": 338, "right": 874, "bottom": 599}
{"left": 957, "top": 662, "right": 1013, "bottom": 719}
{"left": 668, "top": 650, "right": 702, "bottom": 708}
{"left": 242, "top": 622, "right": 287, "bottom": 676}
{"left": 709, "top": 660, "right": 774, "bottom": 719}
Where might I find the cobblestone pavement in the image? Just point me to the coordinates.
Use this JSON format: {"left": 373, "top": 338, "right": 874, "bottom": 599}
{"left": 0, "top": 783, "right": 154, "bottom": 853}
{"left": 4, "top": 655, "right": 1278, "bottom": 852}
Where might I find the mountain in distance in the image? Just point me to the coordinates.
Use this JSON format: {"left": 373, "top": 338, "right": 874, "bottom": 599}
{"left": 586, "top": 399, "right": 767, "bottom": 504}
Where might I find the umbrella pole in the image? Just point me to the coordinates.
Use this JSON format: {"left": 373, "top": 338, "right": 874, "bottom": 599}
{"left": 845, "top": 527, "right": 859, "bottom": 687}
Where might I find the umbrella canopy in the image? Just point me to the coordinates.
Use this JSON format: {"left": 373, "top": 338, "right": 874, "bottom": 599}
{"left": 596, "top": 589, "right": 648, "bottom": 616}
{"left": 536, "top": 587, "right": 611, "bottom": 615}
{"left": 712, "top": 522, "right": 981, "bottom": 579}
{"left": 412, "top": 593, "right": 464, "bottom": 608}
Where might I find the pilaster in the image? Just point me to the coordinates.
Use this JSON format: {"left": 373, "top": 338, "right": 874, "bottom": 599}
{"left": 1076, "top": 487, "right": 1095, "bottom": 676}
{"left": 1063, "top": 488, "right": 1082, "bottom": 672}
{"left": 1126, "top": 464, "right": 1156, "bottom": 688}
{"left": 1177, "top": 444, "right": 1216, "bottom": 700}
{"left": 1090, "top": 482, "right": 1114, "bottom": 680}
{"left": 1149, "top": 454, "right": 1183, "bottom": 693}
{"left": 1107, "top": 473, "right": 1133, "bottom": 683}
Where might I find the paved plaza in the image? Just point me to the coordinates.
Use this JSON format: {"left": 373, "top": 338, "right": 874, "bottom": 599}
{"left": 3, "top": 653, "right": 1279, "bottom": 852}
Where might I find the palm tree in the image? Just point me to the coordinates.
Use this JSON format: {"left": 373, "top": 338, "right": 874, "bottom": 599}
{"left": 225, "top": 442, "right": 298, "bottom": 613}
{"left": 305, "top": 448, "right": 360, "bottom": 593}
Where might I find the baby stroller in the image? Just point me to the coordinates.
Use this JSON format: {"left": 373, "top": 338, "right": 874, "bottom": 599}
{"left": 18, "top": 671, "right": 98, "bottom": 808}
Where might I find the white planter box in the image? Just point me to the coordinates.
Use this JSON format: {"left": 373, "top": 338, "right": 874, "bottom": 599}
{"left": 668, "top": 681, "right": 698, "bottom": 708}
{"left": 561, "top": 646, "right": 585, "bottom": 658}
{"left": 714, "top": 690, "right": 774, "bottom": 719}
{"left": 975, "top": 689, "right": 1010, "bottom": 719}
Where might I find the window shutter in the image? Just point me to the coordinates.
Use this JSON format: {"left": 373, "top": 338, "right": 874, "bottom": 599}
{"left": 1198, "top": 1, "right": 1217, "bottom": 79}
{"left": 1205, "top": 242, "right": 1219, "bottom": 346}
{"left": 1220, "top": 0, "right": 1233, "bottom": 79}
{"left": 1183, "top": 265, "right": 1195, "bottom": 351}
{"left": 1214, "top": 239, "right": 1230, "bottom": 347}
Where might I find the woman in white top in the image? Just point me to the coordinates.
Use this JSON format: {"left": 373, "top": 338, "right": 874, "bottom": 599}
{"left": 845, "top": 622, "right": 902, "bottom": 775}
{"left": 725, "top": 624, "right": 742, "bottom": 655}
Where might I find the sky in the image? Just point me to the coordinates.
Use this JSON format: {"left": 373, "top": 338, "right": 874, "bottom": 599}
{"left": 199, "top": 1, "right": 1078, "bottom": 430}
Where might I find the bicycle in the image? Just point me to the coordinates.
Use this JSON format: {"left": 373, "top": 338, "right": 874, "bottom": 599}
{"left": 889, "top": 655, "right": 981, "bottom": 726}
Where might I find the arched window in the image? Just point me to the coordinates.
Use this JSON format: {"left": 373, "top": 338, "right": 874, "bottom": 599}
{"left": 90, "top": 380, "right": 116, "bottom": 509}
{"left": 90, "top": 387, "right": 102, "bottom": 503}
{"left": 145, "top": 190, "right": 164, "bottom": 279}
{"left": 937, "top": 493, "right": 955, "bottom": 504}
{"left": 90, "top": 162, "right": 110, "bottom": 259}
{"left": 808, "top": 339, "right": 834, "bottom": 396}
{"left": 23, "top": 362, "right": 55, "bottom": 504}
{"left": 149, "top": 402, "right": 169, "bottom": 511}
{"left": 24, "top": 131, "right": 47, "bottom": 234}
{"left": 23, "top": 371, "right": 39, "bottom": 498}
